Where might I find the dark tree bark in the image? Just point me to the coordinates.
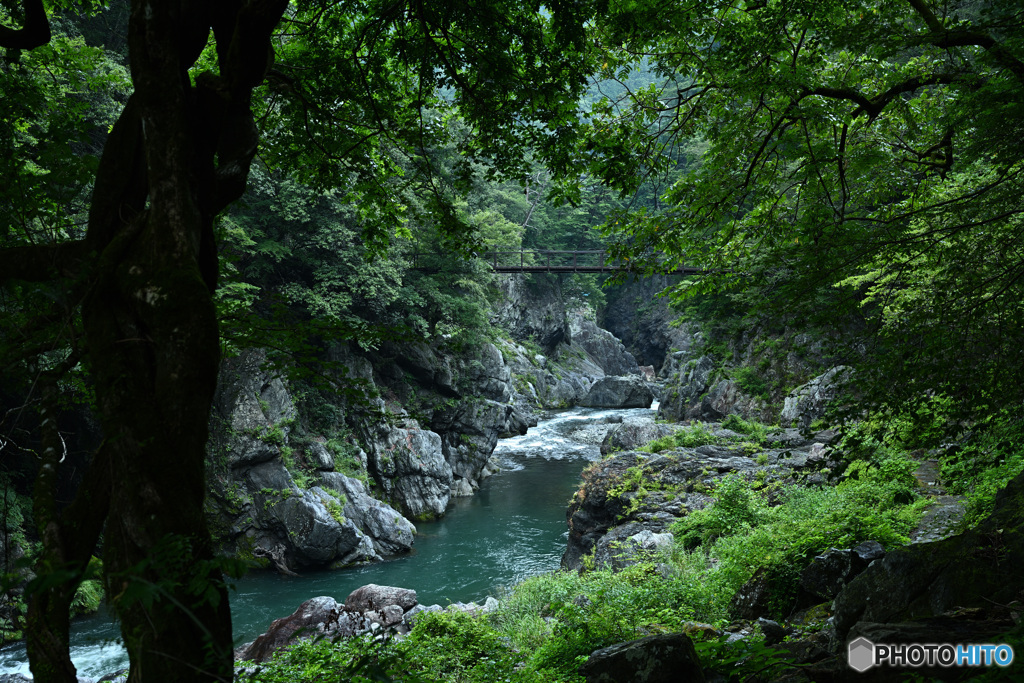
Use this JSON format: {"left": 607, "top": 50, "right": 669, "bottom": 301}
{"left": 4, "top": 0, "right": 285, "bottom": 680}
{"left": 75, "top": 1, "right": 285, "bottom": 679}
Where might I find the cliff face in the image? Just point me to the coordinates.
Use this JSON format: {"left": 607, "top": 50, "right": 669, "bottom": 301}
{"left": 204, "top": 340, "right": 522, "bottom": 571}
{"left": 599, "top": 275, "right": 692, "bottom": 371}
{"left": 204, "top": 273, "right": 645, "bottom": 573}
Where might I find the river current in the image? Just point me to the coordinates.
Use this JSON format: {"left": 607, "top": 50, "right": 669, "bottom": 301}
{"left": 0, "top": 403, "right": 655, "bottom": 678}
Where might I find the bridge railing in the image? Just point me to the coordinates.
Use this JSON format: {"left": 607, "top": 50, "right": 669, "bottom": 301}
{"left": 410, "top": 249, "right": 628, "bottom": 272}
{"left": 409, "top": 249, "right": 706, "bottom": 274}
{"left": 484, "top": 249, "right": 613, "bottom": 271}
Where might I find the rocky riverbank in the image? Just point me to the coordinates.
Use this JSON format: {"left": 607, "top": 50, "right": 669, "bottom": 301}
{"left": 202, "top": 274, "right": 656, "bottom": 574}
{"left": 562, "top": 420, "right": 841, "bottom": 572}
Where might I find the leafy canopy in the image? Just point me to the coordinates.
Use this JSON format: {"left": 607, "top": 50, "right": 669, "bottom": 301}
{"left": 574, "top": 0, "right": 1024, "bottom": 427}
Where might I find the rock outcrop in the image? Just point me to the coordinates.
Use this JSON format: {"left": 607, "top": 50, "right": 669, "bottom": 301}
{"left": 579, "top": 633, "right": 705, "bottom": 683}
{"left": 317, "top": 473, "right": 416, "bottom": 555}
{"left": 598, "top": 275, "right": 696, "bottom": 370}
{"left": 492, "top": 276, "right": 644, "bottom": 413}
{"left": 363, "top": 425, "right": 453, "bottom": 520}
{"left": 491, "top": 274, "right": 573, "bottom": 354}
{"left": 569, "top": 310, "right": 641, "bottom": 376}
{"left": 206, "top": 350, "right": 416, "bottom": 571}
{"left": 780, "top": 365, "right": 850, "bottom": 429}
{"left": 600, "top": 416, "right": 679, "bottom": 455}
{"left": 562, "top": 427, "right": 840, "bottom": 571}
{"left": 657, "top": 355, "right": 771, "bottom": 423}
{"left": 579, "top": 376, "right": 654, "bottom": 409}
{"left": 832, "top": 469, "right": 1024, "bottom": 643}
{"left": 498, "top": 335, "right": 607, "bottom": 412}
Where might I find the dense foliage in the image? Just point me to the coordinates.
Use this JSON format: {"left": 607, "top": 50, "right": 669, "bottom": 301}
{"left": 0, "top": 0, "right": 601, "bottom": 679}
{"left": 575, "top": 0, "right": 1024, "bottom": 434}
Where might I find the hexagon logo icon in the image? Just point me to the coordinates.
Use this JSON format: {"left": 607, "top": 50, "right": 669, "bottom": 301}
{"left": 848, "top": 637, "right": 875, "bottom": 672}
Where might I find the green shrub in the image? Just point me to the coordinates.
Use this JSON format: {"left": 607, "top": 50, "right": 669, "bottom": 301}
{"left": 639, "top": 422, "right": 718, "bottom": 453}
{"left": 732, "top": 366, "right": 769, "bottom": 400}
{"left": 326, "top": 431, "right": 367, "bottom": 480}
{"left": 940, "top": 410, "right": 1024, "bottom": 525}
{"left": 70, "top": 556, "right": 105, "bottom": 617}
{"left": 262, "top": 425, "right": 286, "bottom": 446}
{"left": 666, "top": 460, "right": 926, "bottom": 618}
{"left": 400, "top": 610, "right": 521, "bottom": 681}
{"left": 238, "top": 634, "right": 405, "bottom": 682}
{"left": 671, "top": 474, "right": 767, "bottom": 548}
{"left": 720, "top": 414, "right": 773, "bottom": 444}
{"left": 71, "top": 579, "right": 104, "bottom": 617}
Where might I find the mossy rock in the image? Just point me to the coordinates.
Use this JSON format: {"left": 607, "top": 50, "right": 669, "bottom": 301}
{"left": 833, "top": 469, "right": 1024, "bottom": 641}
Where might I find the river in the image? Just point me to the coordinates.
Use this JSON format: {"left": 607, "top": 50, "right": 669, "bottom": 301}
{"left": 0, "top": 403, "right": 654, "bottom": 678}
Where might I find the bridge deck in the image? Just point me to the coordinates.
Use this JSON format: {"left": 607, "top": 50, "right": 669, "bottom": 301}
{"left": 411, "top": 250, "right": 702, "bottom": 274}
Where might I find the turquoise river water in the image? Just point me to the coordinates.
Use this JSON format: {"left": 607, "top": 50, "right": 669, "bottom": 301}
{"left": 0, "top": 404, "right": 655, "bottom": 678}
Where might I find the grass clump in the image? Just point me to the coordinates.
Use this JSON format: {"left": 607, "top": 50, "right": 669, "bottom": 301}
{"left": 719, "top": 414, "right": 773, "bottom": 444}
{"left": 639, "top": 422, "right": 719, "bottom": 453}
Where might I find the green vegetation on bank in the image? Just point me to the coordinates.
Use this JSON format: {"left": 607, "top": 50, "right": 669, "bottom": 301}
{"left": 638, "top": 422, "right": 719, "bottom": 453}
{"left": 241, "top": 424, "right": 931, "bottom": 682}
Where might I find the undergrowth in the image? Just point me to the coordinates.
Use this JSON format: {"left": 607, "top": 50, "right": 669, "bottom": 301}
{"left": 638, "top": 422, "right": 719, "bottom": 453}
{"left": 240, "top": 443, "right": 929, "bottom": 682}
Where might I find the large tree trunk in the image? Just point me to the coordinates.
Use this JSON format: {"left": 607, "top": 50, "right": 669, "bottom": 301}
{"left": 60, "top": 0, "right": 283, "bottom": 680}
{"left": 79, "top": 11, "right": 234, "bottom": 679}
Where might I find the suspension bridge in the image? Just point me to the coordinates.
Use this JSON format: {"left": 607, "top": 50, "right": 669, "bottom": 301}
{"left": 409, "top": 250, "right": 705, "bottom": 274}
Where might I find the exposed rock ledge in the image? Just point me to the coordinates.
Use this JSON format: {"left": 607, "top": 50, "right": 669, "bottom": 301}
{"left": 236, "top": 583, "right": 499, "bottom": 665}
{"left": 563, "top": 425, "right": 840, "bottom": 572}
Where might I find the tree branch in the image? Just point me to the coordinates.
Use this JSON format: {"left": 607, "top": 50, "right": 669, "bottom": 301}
{"left": 906, "top": 0, "right": 1024, "bottom": 83}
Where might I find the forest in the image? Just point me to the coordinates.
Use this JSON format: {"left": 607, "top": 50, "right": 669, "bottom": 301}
{"left": 1, "top": 0, "right": 1023, "bottom": 681}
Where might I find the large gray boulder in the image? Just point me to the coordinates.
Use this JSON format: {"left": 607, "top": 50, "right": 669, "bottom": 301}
{"left": 238, "top": 596, "right": 366, "bottom": 663}
{"left": 307, "top": 442, "right": 335, "bottom": 471}
{"left": 594, "top": 528, "right": 674, "bottom": 571}
{"left": 366, "top": 427, "right": 452, "bottom": 521}
{"left": 243, "top": 460, "right": 379, "bottom": 568}
{"left": 780, "top": 365, "right": 850, "bottom": 428}
{"left": 570, "top": 311, "right": 641, "bottom": 376}
{"left": 344, "top": 584, "right": 419, "bottom": 613}
{"left": 600, "top": 416, "right": 678, "bottom": 455}
{"left": 317, "top": 472, "right": 416, "bottom": 555}
{"left": 579, "top": 633, "right": 705, "bottom": 683}
{"left": 239, "top": 585, "right": 423, "bottom": 664}
{"left": 657, "top": 355, "right": 715, "bottom": 421}
{"left": 580, "top": 376, "right": 654, "bottom": 409}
